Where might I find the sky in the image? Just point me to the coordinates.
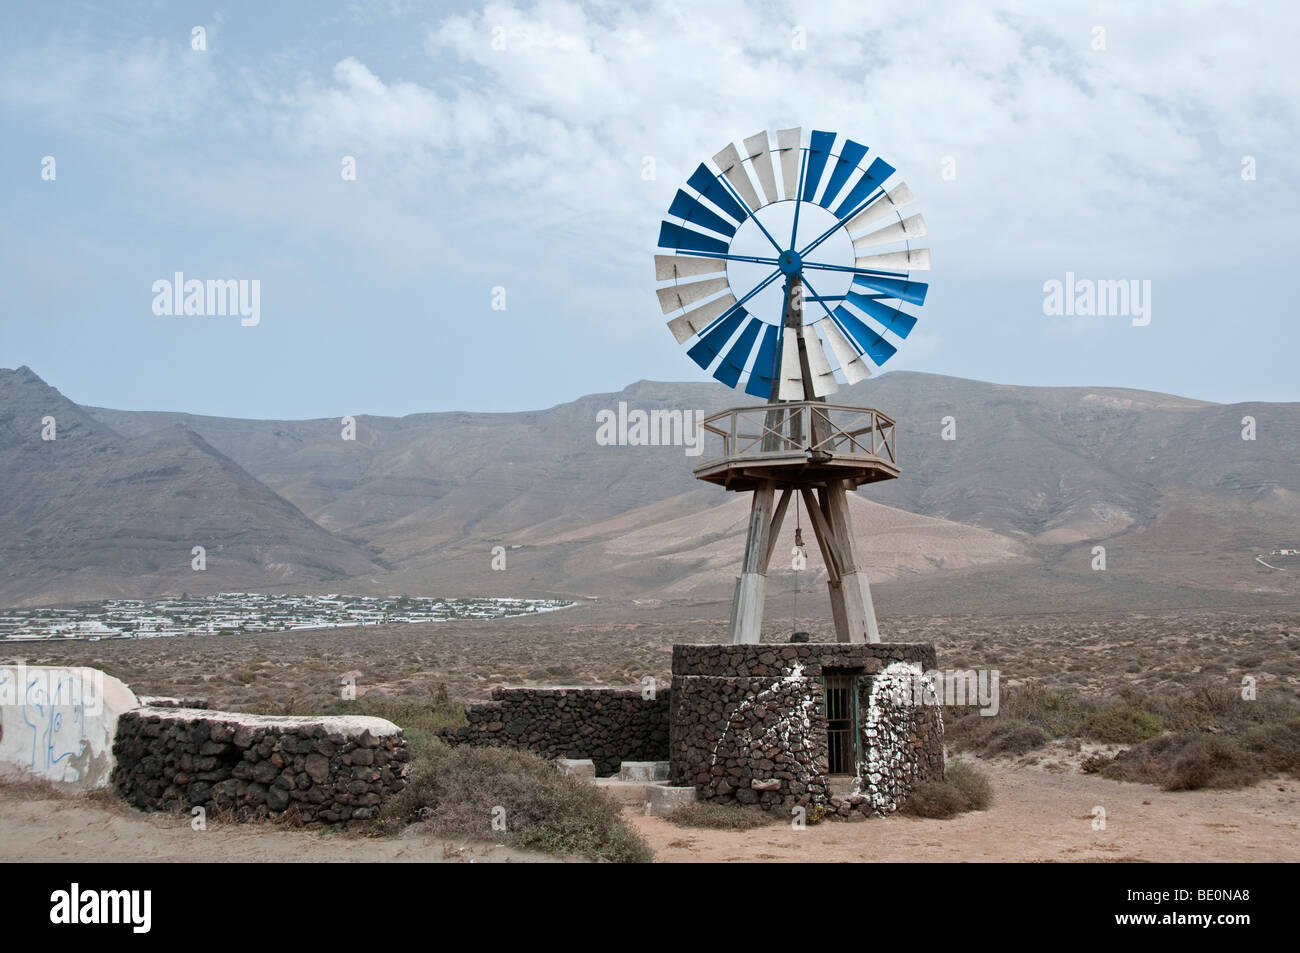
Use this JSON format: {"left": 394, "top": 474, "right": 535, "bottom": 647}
{"left": 1, "top": 0, "right": 1297, "bottom": 418}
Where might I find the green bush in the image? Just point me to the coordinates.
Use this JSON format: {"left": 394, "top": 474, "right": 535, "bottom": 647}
{"left": 1085, "top": 703, "right": 1164, "bottom": 744}
{"left": 378, "top": 744, "right": 652, "bottom": 863}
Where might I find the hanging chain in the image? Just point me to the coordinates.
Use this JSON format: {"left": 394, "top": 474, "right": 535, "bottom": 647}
{"left": 791, "top": 492, "right": 808, "bottom": 634}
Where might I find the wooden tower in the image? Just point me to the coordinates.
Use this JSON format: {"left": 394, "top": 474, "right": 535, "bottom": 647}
{"left": 693, "top": 275, "right": 900, "bottom": 643}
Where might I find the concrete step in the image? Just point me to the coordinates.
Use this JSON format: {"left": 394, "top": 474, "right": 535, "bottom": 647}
{"left": 618, "top": 760, "right": 669, "bottom": 782}
{"left": 556, "top": 758, "right": 596, "bottom": 779}
{"left": 644, "top": 782, "right": 696, "bottom": 817}
{"left": 592, "top": 777, "right": 697, "bottom": 816}
{"left": 593, "top": 777, "right": 653, "bottom": 806}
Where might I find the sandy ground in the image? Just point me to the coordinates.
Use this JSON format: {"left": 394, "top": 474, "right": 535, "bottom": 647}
{"left": 4, "top": 760, "right": 1297, "bottom": 863}
{"left": 0, "top": 785, "right": 558, "bottom": 863}
{"left": 629, "top": 761, "right": 1300, "bottom": 862}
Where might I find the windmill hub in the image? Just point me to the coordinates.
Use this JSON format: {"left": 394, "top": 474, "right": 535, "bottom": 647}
{"left": 777, "top": 249, "right": 802, "bottom": 276}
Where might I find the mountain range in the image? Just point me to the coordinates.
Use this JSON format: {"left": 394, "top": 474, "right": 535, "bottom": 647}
{"left": 2, "top": 365, "right": 1297, "bottom": 613}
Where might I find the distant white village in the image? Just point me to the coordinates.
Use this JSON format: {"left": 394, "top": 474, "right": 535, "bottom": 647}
{"left": 0, "top": 593, "right": 575, "bottom": 641}
{"left": 1255, "top": 549, "right": 1300, "bottom": 571}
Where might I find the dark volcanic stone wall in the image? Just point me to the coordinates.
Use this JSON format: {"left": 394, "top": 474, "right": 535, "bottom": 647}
{"left": 113, "top": 708, "right": 408, "bottom": 824}
{"left": 440, "top": 687, "right": 669, "bottom": 776}
{"left": 670, "top": 643, "right": 943, "bottom": 818}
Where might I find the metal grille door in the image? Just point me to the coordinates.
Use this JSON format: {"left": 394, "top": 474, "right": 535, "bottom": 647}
{"left": 824, "top": 675, "right": 857, "bottom": 775}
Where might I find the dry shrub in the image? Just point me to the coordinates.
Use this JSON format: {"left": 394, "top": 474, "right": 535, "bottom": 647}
{"left": 946, "top": 761, "right": 993, "bottom": 810}
{"left": 901, "top": 761, "right": 993, "bottom": 819}
{"left": 1103, "top": 718, "right": 1300, "bottom": 791}
{"left": 899, "top": 781, "right": 967, "bottom": 819}
{"left": 946, "top": 682, "right": 1088, "bottom": 757}
{"left": 378, "top": 743, "right": 651, "bottom": 863}
{"left": 948, "top": 717, "right": 1050, "bottom": 757}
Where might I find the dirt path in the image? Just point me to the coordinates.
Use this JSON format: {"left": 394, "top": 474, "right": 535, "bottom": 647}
{"left": 3, "top": 762, "right": 1296, "bottom": 862}
{"left": 628, "top": 762, "right": 1300, "bottom": 862}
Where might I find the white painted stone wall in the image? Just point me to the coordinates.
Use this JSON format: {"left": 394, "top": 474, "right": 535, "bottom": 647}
{"left": 0, "top": 665, "right": 140, "bottom": 790}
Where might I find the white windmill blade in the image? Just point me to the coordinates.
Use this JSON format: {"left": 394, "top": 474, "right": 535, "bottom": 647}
{"left": 851, "top": 213, "right": 928, "bottom": 252}
{"left": 667, "top": 293, "right": 736, "bottom": 343}
{"left": 654, "top": 254, "right": 727, "bottom": 281}
{"left": 656, "top": 275, "right": 731, "bottom": 314}
{"left": 743, "top": 131, "right": 780, "bottom": 205}
{"left": 819, "top": 317, "right": 872, "bottom": 383}
{"left": 713, "top": 141, "right": 764, "bottom": 213}
{"left": 846, "top": 183, "right": 915, "bottom": 235}
{"left": 854, "top": 248, "right": 931, "bottom": 272}
{"left": 777, "top": 327, "right": 806, "bottom": 400}
{"left": 776, "top": 127, "right": 801, "bottom": 200}
{"left": 801, "top": 324, "right": 839, "bottom": 396}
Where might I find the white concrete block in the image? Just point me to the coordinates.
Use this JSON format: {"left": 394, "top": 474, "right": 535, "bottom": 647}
{"left": 0, "top": 665, "right": 140, "bottom": 790}
{"left": 556, "top": 758, "right": 596, "bottom": 779}
{"left": 644, "top": 783, "right": 698, "bottom": 816}
{"left": 619, "top": 761, "right": 669, "bottom": 782}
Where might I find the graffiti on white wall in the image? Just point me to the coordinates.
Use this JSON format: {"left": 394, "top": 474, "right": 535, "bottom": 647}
{"left": 0, "top": 665, "right": 136, "bottom": 788}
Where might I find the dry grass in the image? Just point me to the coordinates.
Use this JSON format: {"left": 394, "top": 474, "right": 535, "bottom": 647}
{"left": 667, "top": 802, "right": 777, "bottom": 831}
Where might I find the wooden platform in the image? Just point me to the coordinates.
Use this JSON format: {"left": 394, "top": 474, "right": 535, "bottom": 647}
{"left": 692, "top": 402, "right": 899, "bottom": 492}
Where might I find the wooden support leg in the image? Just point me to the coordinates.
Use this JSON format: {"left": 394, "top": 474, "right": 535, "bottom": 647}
{"left": 730, "top": 479, "right": 776, "bottom": 644}
{"left": 799, "top": 487, "right": 849, "bottom": 642}
{"left": 824, "top": 479, "right": 880, "bottom": 643}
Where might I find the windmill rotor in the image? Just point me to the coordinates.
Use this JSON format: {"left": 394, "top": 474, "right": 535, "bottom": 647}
{"left": 654, "top": 128, "right": 930, "bottom": 402}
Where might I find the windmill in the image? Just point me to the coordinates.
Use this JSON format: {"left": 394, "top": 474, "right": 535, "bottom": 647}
{"left": 654, "top": 127, "right": 930, "bottom": 644}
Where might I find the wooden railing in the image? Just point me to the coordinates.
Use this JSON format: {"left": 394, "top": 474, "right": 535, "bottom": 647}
{"left": 698, "top": 403, "right": 897, "bottom": 465}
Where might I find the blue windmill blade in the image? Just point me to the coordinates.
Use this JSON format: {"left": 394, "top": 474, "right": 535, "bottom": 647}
{"left": 658, "top": 221, "right": 730, "bottom": 256}
{"left": 686, "top": 306, "right": 747, "bottom": 370}
{"left": 800, "top": 130, "right": 837, "bottom": 202}
{"left": 831, "top": 305, "right": 897, "bottom": 366}
{"left": 713, "top": 316, "right": 762, "bottom": 388}
{"left": 833, "top": 157, "right": 896, "bottom": 220}
{"left": 744, "top": 323, "right": 781, "bottom": 398}
{"left": 686, "top": 163, "right": 749, "bottom": 223}
{"left": 850, "top": 273, "right": 929, "bottom": 306}
{"left": 818, "top": 139, "right": 869, "bottom": 210}
{"left": 668, "top": 190, "right": 737, "bottom": 238}
{"left": 845, "top": 291, "right": 918, "bottom": 339}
